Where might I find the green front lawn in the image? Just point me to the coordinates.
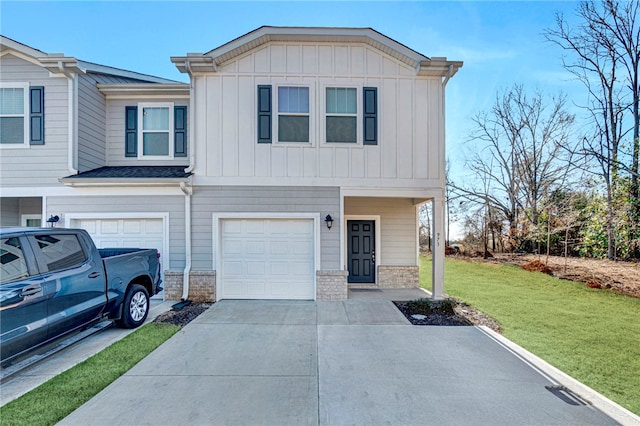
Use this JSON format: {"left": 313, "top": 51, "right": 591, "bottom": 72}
{"left": 0, "top": 323, "right": 180, "bottom": 426}
{"left": 420, "top": 255, "right": 640, "bottom": 416}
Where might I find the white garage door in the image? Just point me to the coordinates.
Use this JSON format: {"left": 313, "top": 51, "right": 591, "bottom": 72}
{"left": 70, "top": 218, "right": 164, "bottom": 255}
{"left": 220, "top": 219, "right": 315, "bottom": 300}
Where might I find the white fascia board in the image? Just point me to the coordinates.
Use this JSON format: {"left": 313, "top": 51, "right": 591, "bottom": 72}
{"left": 197, "top": 26, "right": 430, "bottom": 71}
{"left": 58, "top": 178, "right": 190, "bottom": 187}
{"left": 0, "top": 185, "right": 184, "bottom": 197}
{"left": 0, "top": 36, "right": 47, "bottom": 58}
{"left": 340, "top": 187, "right": 441, "bottom": 199}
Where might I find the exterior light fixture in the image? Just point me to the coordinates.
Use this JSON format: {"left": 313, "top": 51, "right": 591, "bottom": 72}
{"left": 47, "top": 215, "right": 60, "bottom": 228}
{"left": 325, "top": 214, "right": 334, "bottom": 230}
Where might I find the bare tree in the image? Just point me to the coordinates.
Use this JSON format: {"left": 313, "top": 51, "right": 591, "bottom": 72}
{"left": 452, "top": 85, "right": 574, "bottom": 253}
{"left": 545, "top": 1, "right": 631, "bottom": 259}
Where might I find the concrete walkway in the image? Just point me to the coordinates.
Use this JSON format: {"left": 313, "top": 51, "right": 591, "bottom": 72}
{"left": 59, "top": 290, "right": 638, "bottom": 426}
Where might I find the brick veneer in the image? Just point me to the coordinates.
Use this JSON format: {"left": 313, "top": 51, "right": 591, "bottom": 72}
{"left": 164, "top": 271, "right": 216, "bottom": 302}
{"left": 377, "top": 266, "right": 419, "bottom": 288}
{"left": 316, "top": 270, "right": 349, "bottom": 301}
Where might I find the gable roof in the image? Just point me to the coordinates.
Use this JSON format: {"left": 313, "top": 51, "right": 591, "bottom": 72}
{"left": 0, "top": 35, "right": 180, "bottom": 84}
{"left": 171, "top": 26, "right": 462, "bottom": 78}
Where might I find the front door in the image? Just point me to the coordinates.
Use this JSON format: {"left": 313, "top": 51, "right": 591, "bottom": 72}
{"left": 347, "top": 220, "right": 375, "bottom": 284}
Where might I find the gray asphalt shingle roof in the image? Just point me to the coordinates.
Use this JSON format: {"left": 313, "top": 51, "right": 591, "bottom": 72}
{"left": 63, "top": 166, "right": 191, "bottom": 180}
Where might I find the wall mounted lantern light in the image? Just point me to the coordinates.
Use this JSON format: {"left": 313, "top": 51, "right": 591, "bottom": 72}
{"left": 47, "top": 215, "right": 60, "bottom": 228}
{"left": 324, "top": 214, "right": 334, "bottom": 230}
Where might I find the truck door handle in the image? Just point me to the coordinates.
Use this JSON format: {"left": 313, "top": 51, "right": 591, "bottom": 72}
{"left": 88, "top": 272, "right": 101, "bottom": 279}
{"left": 20, "top": 286, "right": 42, "bottom": 297}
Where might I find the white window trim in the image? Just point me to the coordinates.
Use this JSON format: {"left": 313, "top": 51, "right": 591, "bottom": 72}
{"left": 21, "top": 214, "right": 42, "bottom": 227}
{"left": 323, "top": 85, "right": 363, "bottom": 146}
{"left": 0, "top": 82, "right": 30, "bottom": 149}
{"left": 274, "top": 84, "right": 314, "bottom": 146}
{"left": 138, "top": 102, "right": 174, "bottom": 159}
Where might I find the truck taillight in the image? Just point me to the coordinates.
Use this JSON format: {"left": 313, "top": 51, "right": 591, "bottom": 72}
{"left": 157, "top": 253, "right": 161, "bottom": 259}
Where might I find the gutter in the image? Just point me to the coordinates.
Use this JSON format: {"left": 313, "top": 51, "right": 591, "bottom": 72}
{"left": 180, "top": 182, "right": 193, "bottom": 301}
{"left": 185, "top": 60, "right": 196, "bottom": 173}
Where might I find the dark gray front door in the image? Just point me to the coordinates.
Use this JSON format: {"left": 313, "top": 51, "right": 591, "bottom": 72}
{"left": 347, "top": 220, "right": 375, "bottom": 283}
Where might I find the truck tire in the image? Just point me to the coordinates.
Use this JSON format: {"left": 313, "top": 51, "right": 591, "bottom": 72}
{"left": 116, "top": 284, "right": 149, "bottom": 329}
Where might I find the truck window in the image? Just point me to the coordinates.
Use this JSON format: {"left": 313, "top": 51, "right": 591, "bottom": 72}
{"left": 0, "top": 237, "right": 29, "bottom": 284}
{"left": 34, "top": 234, "right": 88, "bottom": 272}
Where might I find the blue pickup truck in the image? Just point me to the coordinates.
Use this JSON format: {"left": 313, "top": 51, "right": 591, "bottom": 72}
{"left": 0, "top": 228, "right": 162, "bottom": 366}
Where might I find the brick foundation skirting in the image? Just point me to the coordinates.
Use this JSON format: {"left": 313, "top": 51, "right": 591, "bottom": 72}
{"left": 377, "top": 266, "right": 419, "bottom": 288}
{"left": 316, "top": 270, "right": 349, "bottom": 301}
{"left": 164, "top": 271, "right": 216, "bottom": 302}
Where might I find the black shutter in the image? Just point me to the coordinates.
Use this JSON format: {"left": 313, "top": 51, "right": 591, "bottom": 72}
{"left": 174, "top": 106, "right": 187, "bottom": 157}
{"left": 257, "top": 85, "right": 272, "bottom": 143}
{"left": 29, "top": 86, "right": 45, "bottom": 145}
{"left": 125, "top": 106, "right": 138, "bottom": 157}
{"left": 363, "top": 87, "right": 377, "bottom": 146}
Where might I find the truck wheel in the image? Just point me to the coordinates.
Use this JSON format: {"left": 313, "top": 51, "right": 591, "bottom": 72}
{"left": 116, "top": 284, "right": 149, "bottom": 329}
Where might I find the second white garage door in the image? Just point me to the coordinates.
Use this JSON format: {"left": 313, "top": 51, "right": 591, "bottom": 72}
{"left": 220, "top": 218, "right": 315, "bottom": 300}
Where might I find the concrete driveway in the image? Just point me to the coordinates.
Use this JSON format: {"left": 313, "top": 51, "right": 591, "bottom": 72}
{"left": 60, "top": 291, "right": 635, "bottom": 425}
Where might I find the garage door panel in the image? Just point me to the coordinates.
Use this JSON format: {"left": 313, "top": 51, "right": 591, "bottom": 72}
{"left": 220, "top": 218, "right": 314, "bottom": 300}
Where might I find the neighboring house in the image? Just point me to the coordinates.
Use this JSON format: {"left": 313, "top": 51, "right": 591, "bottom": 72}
{"left": 0, "top": 27, "right": 462, "bottom": 302}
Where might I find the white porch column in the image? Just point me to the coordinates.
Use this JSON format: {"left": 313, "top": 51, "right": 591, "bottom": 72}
{"left": 431, "top": 197, "right": 445, "bottom": 300}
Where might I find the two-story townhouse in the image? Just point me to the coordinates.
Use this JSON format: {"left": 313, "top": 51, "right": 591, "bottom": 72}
{"left": 168, "top": 26, "right": 462, "bottom": 302}
{"left": 0, "top": 27, "right": 461, "bottom": 303}
{"left": 0, "top": 36, "right": 190, "bottom": 284}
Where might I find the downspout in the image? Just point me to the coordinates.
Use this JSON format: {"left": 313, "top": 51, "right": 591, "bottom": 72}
{"left": 185, "top": 60, "right": 196, "bottom": 174}
{"left": 442, "top": 64, "right": 454, "bottom": 89}
{"left": 58, "top": 61, "right": 78, "bottom": 174}
{"left": 180, "top": 182, "right": 193, "bottom": 301}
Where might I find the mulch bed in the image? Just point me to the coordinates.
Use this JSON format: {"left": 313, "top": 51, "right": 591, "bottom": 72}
{"left": 153, "top": 303, "right": 213, "bottom": 327}
{"left": 394, "top": 299, "right": 502, "bottom": 333}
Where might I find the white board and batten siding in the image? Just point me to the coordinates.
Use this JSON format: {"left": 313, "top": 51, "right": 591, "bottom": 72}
{"left": 0, "top": 54, "right": 71, "bottom": 187}
{"left": 192, "top": 43, "right": 444, "bottom": 188}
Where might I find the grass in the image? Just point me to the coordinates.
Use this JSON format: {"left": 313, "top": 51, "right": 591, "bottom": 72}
{"left": 0, "top": 322, "right": 179, "bottom": 426}
{"left": 420, "top": 255, "right": 640, "bottom": 416}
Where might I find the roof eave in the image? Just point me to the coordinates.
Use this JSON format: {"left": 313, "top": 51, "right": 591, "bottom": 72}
{"left": 59, "top": 177, "right": 191, "bottom": 187}
{"left": 172, "top": 26, "right": 432, "bottom": 74}
{"left": 417, "top": 59, "right": 464, "bottom": 78}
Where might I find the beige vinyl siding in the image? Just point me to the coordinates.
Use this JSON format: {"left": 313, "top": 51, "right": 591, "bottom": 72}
{"left": 344, "top": 197, "right": 417, "bottom": 266}
{"left": 77, "top": 73, "right": 107, "bottom": 171}
{"left": 193, "top": 43, "right": 444, "bottom": 189}
{"left": 191, "top": 186, "right": 340, "bottom": 271}
{"left": 0, "top": 54, "right": 70, "bottom": 187}
{"left": 45, "top": 195, "right": 185, "bottom": 270}
{"left": 0, "top": 197, "right": 19, "bottom": 226}
{"left": 105, "top": 98, "right": 189, "bottom": 166}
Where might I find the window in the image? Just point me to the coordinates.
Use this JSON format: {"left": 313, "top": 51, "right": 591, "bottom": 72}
{"left": 0, "top": 237, "right": 29, "bottom": 284}
{"left": 326, "top": 87, "right": 357, "bottom": 143}
{"left": 125, "top": 103, "right": 186, "bottom": 158}
{"left": 277, "top": 87, "right": 309, "bottom": 143}
{"left": 35, "top": 234, "right": 87, "bottom": 272}
{"left": 0, "top": 83, "right": 29, "bottom": 146}
{"left": 140, "top": 103, "right": 173, "bottom": 157}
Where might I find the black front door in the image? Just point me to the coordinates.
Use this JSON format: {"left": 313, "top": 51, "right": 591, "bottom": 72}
{"left": 347, "top": 220, "right": 375, "bottom": 283}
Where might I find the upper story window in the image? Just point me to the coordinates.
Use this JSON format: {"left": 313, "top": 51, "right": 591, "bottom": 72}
{"left": 277, "top": 86, "right": 309, "bottom": 143}
{"left": 326, "top": 87, "right": 357, "bottom": 143}
{"left": 141, "top": 104, "right": 172, "bottom": 156}
{"left": 125, "top": 103, "right": 187, "bottom": 159}
{"left": 0, "top": 83, "right": 46, "bottom": 148}
{"left": 256, "top": 84, "right": 376, "bottom": 146}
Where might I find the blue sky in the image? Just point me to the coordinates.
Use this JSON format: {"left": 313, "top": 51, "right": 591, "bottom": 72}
{"left": 1, "top": 1, "right": 585, "bottom": 196}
